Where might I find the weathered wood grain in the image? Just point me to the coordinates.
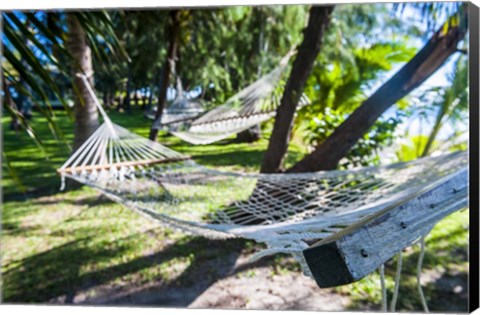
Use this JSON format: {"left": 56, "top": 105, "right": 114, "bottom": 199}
{"left": 303, "top": 169, "right": 468, "bottom": 288}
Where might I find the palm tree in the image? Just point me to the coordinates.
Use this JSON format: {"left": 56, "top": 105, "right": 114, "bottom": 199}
{"left": 2, "top": 11, "right": 127, "bottom": 150}
{"left": 421, "top": 56, "right": 468, "bottom": 157}
{"left": 260, "top": 5, "right": 335, "bottom": 173}
{"left": 66, "top": 13, "right": 100, "bottom": 149}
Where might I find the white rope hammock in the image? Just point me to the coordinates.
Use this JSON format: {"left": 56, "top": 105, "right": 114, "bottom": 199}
{"left": 163, "top": 51, "right": 310, "bottom": 145}
{"left": 146, "top": 96, "right": 205, "bottom": 126}
{"left": 147, "top": 76, "right": 205, "bottom": 127}
{"left": 58, "top": 119, "right": 467, "bottom": 266}
{"left": 60, "top": 74, "right": 468, "bottom": 310}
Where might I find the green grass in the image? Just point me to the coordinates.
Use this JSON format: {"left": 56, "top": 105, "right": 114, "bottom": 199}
{"left": 2, "top": 109, "right": 304, "bottom": 198}
{"left": 1, "top": 109, "right": 469, "bottom": 310}
{"left": 0, "top": 108, "right": 294, "bottom": 303}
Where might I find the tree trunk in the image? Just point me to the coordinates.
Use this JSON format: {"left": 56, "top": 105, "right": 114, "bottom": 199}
{"left": 11, "top": 27, "right": 31, "bottom": 132}
{"left": 102, "top": 90, "right": 108, "bottom": 109}
{"left": 109, "top": 92, "right": 115, "bottom": 108}
{"left": 3, "top": 76, "right": 21, "bottom": 132}
{"left": 141, "top": 87, "right": 147, "bottom": 110}
{"left": 116, "top": 96, "right": 122, "bottom": 111}
{"left": 66, "top": 13, "right": 99, "bottom": 150}
{"left": 260, "top": 6, "right": 334, "bottom": 173}
{"left": 422, "top": 122, "right": 442, "bottom": 157}
{"left": 288, "top": 10, "right": 468, "bottom": 173}
{"left": 235, "top": 125, "right": 262, "bottom": 143}
{"left": 134, "top": 84, "right": 139, "bottom": 107}
{"left": 123, "top": 76, "right": 132, "bottom": 114}
{"left": 149, "top": 10, "right": 182, "bottom": 141}
{"left": 147, "top": 72, "right": 159, "bottom": 110}
{"left": 106, "top": 89, "right": 113, "bottom": 108}
{"left": 146, "top": 68, "right": 163, "bottom": 110}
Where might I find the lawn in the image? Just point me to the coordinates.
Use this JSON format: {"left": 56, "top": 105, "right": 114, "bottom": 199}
{"left": 1, "top": 108, "right": 469, "bottom": 310}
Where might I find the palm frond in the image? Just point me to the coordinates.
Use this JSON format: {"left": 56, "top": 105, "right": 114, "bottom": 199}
{"left": 2, "top": 10, "right": 127, "bottom": 148}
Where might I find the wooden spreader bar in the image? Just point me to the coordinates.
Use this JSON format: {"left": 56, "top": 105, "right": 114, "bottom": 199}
{"left": 303, "top": 169, "right": 468, "bottom": 288}
{"left": 57, "top": 156, "right": 191, "bottom": 174}
{"left": 190, "top": 110, "right": 275, "bottom": 127}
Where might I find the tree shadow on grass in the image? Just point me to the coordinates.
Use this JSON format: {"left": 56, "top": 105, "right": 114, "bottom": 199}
{"left": 86, "top": 238, "right": 255, "bottom": 306}
{"left": 2, "top": 228, "right": 275, "bottom": 306}
{"left": 3, "top": 183, "right": 86, "bottom": 203}
{"left": 3, "top": 237, "right": 101, "bottom": 303}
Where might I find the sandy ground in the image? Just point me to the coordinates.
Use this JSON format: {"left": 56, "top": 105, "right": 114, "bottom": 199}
{"left": 50, "top": 251, "right": 352, "bottom": 311}
{"left": 188, "top": 268, "right": 350, "bottom": 310}
{"left": 43, "top": 220, "right": 468, "bottom": 312}
{"left": 48, "top": 250, "right": 468, "bottom": 312}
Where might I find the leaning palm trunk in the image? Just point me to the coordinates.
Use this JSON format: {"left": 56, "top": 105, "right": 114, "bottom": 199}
{"left": 288, "top": 7, "right": 468, "bottom": 172}
{"left": 66, "top": 13, "right": 99, "bottom": 150}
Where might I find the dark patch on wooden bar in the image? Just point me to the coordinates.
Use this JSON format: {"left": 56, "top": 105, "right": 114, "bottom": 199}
{"left": 368, "top": 212, "right": 391, "bottom": 227}
{"left": 303, "top": 242, "right": 354, "bottom": 288}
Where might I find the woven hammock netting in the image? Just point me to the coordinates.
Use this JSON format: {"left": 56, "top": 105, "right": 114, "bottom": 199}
{"left": 59, "top": 118, "right": 468, "bottom": 276}
{"left": 146, "top": 77, "right": 204, "bottom": 126}
{"left": 162, "top": 97, "right": 205, "bottom": 126}
{"left": 159, "top": 51, "right": 310, "bottom": 145}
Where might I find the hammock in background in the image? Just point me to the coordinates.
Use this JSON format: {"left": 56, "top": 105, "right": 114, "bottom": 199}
{"left": 158, "top": 51, "right": 311, "bottom": 145}
{"left": 145, "top": 77, "right": 205, "bottom": 127}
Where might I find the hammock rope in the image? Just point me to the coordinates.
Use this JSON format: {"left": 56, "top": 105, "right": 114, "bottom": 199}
{"left": 60, "top": 74, "right": 468, "bottom": 311}
{"left": 379, "top": 264, "right": 387, "bottom": 312}
{"left": 417, "top": 236, "right": 430, "bottom": 312}
{"left": 390, "top": 251, "right": 403, "bottom": 312}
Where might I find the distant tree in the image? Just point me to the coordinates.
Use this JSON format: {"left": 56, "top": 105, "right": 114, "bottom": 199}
{"left": 179, "top": 6, "right": 308, "bottom": 104}
{"left": 149, "top": 10, "right": 183, "bottom": 141}
{"left": 421, "top": 55, "right": 468, "bottom": 157}
{"left": 111, "top": 10, "right": 168, "bottom": 112}
{"left": 396, "top": 135, "right": 434, "bottom": 161}
{"left": 144, "top": 6, "right": 310, "bottom": 141}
